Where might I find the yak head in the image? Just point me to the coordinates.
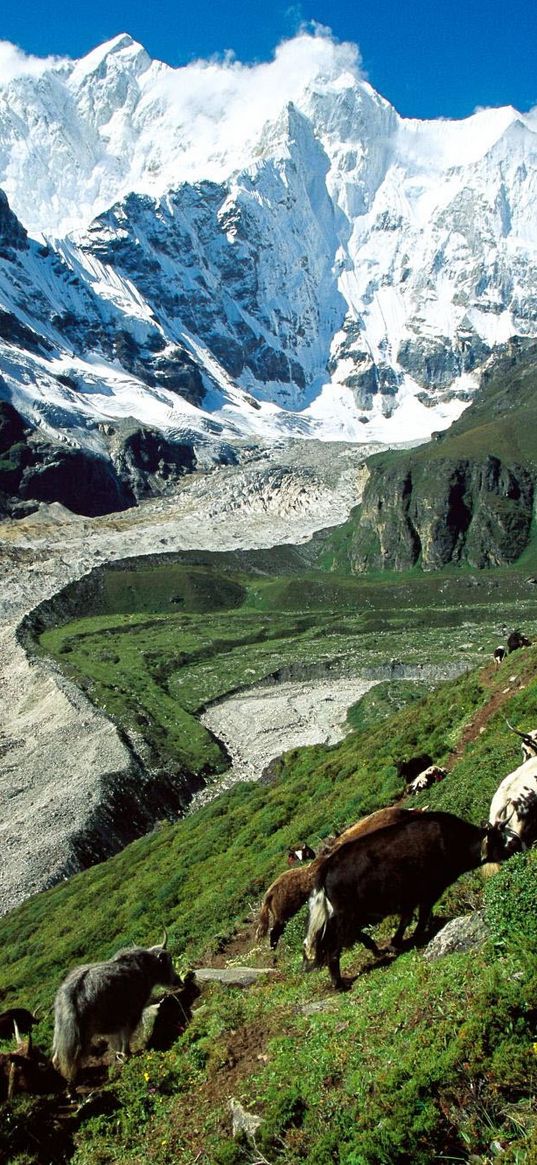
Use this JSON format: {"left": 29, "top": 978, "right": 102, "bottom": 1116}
{"left": 144, "top": 931, "right": 182, "bottom": 989}
{"left": 481, "top": 821, "right": 520, "bottom": 869}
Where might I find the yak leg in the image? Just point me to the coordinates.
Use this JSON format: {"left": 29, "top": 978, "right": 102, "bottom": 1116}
{"left": 412, "top": 902, "right": 433, "bottom": 944}
{"left": 389, "top": 911, "right": 414, "bottom": 950}
{"left": 7, "top": 1059, "right": 17, "bottom": 1100}
{"left": 110, "top": 1029, "right": 132, "bottom": 1061}
{"left": 269, "top": 921, "right": 285, "bottom": 950}
{"left": 327, "top": 951, "right": 344, "bottom": 991}
{"left": 357, "top": 929, "right": 381, "bottom": 956}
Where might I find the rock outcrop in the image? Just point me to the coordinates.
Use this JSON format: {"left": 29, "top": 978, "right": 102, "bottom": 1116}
{"left": 324, "top": 342, "right": 537, "bottom": 572}
{"left": 423, "top": 913, "right": 488, "bottom": 961}
{"left": 349, "top": 455, "right": 534, "bottom": 571}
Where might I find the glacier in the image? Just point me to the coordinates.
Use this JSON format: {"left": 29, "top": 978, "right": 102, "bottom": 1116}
{"left": 1, "top": 29, "right": 537, "bottom": 460}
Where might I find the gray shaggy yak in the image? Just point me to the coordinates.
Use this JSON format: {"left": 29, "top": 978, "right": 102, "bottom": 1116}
{"left": 52, "top": 935, "right": 180, "bottom": 1084}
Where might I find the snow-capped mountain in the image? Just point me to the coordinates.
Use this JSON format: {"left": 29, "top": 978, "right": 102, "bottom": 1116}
{"left": 1, "top": 30, "right": 537, "bottom": 465}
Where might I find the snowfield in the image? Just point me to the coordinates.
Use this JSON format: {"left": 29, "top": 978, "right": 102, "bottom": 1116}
{"left": 0, "top": 30, "right": 536, "bottom": 453}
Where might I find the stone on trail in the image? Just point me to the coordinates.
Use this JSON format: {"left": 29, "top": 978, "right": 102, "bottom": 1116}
{"left": 194, "top": 966, "right": 278, "bottom": 986}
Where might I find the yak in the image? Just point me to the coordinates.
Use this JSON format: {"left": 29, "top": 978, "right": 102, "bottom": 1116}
{"left": 257, "top": 807, "right": 419, "bottom": 951}
{"left": 287, "top": 842, "right": 316, "bottom": 865}
{"left": 0, "top": 1008, "right": 40, "bottom": 1041}
{"left": 52, "top": 933, "right": 180, "bottom": 1084}
{"left": 507, "top": 630, "right": 532, "bottom": 653}
{"left": 144, "top": 972, "right": 201, "bottom": 1052}
{"left": 505, "top": 719, "right": 537, "bottom": 763}
{"left": 303, "top": 811, "right": 503, "bottom": 989}
{"left": 407, "top": 765, "right": 447, "bottom": 794}
{"left": 489, "top": 758, "right": 537, "bottom": 855}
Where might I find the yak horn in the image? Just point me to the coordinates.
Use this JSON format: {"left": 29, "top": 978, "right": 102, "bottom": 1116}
{"left": 161, "top": 929, "right": 168, "bottom": 950}
{"left": 504, "top": 718, "right": 535, "bottom": 746}
{"left": 495, "top": 802, "right": 516, "bottom": 827}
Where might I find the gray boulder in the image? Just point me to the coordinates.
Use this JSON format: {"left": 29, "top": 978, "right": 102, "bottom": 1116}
{"left": 423, "top": 912, "right": 488, "bottom": 961}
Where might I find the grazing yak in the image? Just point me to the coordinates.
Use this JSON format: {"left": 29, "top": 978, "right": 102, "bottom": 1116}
{"left": 489, "top": 757, "right": 537, "bottom": 855}
{"left": 407, "top": 765, "right": 447, "bottom": 794}
{"left": 303, "top": 811, "right": 504, "bottom": 989}
{"left": 494, "top": 645, "right": 507, "bottom": 665}
{"left": 0, "top": 1028, "right": 62, "bottom": 1102}
{"left": 287, "top": 842, "right": 316, "bottom": 865}
{"left": 507, "top": 630, "right": 532, "bottom": 653}
{"left": 257, "top": 807, "right": 419, "bottom": 951}
{"left": 143, "top": 972, "right": 200, "bottom": 1052}
{"left": 52, "top": 934, "right": 180, "bottom": 1084}
{"left": 0, "top": 1008, "right": 40, "bottom": 1041}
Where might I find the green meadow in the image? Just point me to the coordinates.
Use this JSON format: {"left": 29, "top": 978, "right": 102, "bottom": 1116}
{"left": 37, "top": 555, "right": 537, "bottom": 780}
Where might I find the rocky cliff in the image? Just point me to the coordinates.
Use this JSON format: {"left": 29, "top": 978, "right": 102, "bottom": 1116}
{"left": 324, "top": 341, "right": 537, "bottom": 570}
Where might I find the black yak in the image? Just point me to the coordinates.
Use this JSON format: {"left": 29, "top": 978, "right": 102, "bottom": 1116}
{"left": 303, "top": 811, "right": 503, "bottom": 988}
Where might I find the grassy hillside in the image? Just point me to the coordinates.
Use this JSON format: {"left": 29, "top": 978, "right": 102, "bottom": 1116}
{"left": 2, "top": 643, "right": 537, "bottom": 1164}
{"left": 4, "top": 490, "right": 537, "bottom": 1161}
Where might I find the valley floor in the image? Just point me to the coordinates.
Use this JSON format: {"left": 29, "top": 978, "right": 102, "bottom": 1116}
{"left": 0, "top": 443, "right": 365, "bottom": 914}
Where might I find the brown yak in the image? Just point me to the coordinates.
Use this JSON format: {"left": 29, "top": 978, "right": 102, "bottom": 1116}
{"left": 303, "top": 810, "right": 504, "bottom": 988}
{"left": 257, "top": 806, "right": 419, "bottom": 951}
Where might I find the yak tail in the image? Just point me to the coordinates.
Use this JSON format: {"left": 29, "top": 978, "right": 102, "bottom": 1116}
{"left": 303, "top": 887, "right": 333, "bottom": 963}
{"left": 256, "top": 898, "right": 272, "bottom": 940}
{"left": 52, "top": 996, "right": 82, "bottom": 1083}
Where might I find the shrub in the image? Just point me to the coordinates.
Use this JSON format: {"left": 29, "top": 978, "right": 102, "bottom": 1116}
{"left": 484, "top": 850, "right": 537, "bottom": 949}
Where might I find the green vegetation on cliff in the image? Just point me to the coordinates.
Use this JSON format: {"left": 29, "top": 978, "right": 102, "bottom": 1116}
{"left": 322, "top": 340, "right": 537, "bottom": 573}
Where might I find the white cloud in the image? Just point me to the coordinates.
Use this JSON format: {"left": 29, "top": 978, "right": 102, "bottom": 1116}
{"left": 0, "top": 28, "right": 365, "bottom": 232}
{"left": 141, "top": 29, "right": 363, "bottom": 179}
{"left": 0, "top": 41, "right": 69, "bottom": 86}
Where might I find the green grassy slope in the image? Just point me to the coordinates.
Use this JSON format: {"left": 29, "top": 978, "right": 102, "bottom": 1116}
{"left": 2, "top": 648, "right": 537, "bottom": 1164}
{"left": 4, "top": 492, "right": 537, "bottom": 1160}
{"left": 36, "top": 559, "right": 537, "bottom": 782}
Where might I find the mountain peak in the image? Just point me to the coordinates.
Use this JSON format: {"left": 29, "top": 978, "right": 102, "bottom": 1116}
{"left": 1, "top": 34, "right": 537, "bottom": 456}
{"left": 69, "top": 32, "right": 150, "bottom": 84}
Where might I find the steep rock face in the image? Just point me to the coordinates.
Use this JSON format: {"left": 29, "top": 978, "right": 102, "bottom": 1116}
{"left": 0, "top": 399, "right": 204, "bottom": 517}
{"left": 0, "top": 189, "right": 27, "bottom": 255}
{"left": 322, "top": 339, "right": 537, "bottom": 571}
{"left": 75, "top": 104, "right": 345, "bottom": 408}
{"left": 112, "top": 427, "right": 198, "bottom": 501}
{"left": 348, "top": 456, "right": 534, "bottom": 571}
{"left": 18, "top": 444, "right": 135, "bottom": 516}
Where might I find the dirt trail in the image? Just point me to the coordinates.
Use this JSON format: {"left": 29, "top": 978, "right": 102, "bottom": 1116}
{"left": 445, "top": 661, "right": 527, "bottom": 771}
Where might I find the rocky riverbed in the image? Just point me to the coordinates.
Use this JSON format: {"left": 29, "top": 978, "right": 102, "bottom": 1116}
{"left": 198, "top": 676, "right": 381, "bottom": 798}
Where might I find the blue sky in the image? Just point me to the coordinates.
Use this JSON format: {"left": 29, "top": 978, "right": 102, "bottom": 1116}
{"left": 2, "top": 0, "right": 536, "bottom": 119}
